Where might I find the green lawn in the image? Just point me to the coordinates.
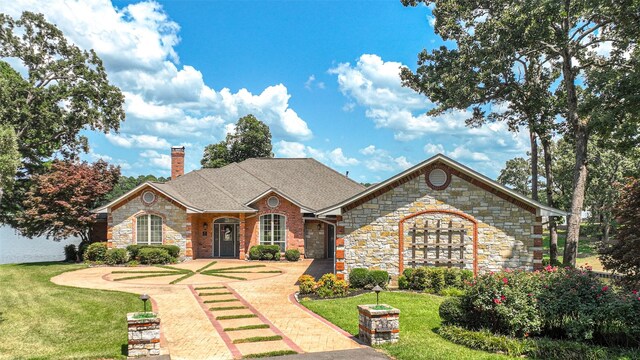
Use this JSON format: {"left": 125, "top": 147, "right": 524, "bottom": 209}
{"left": 301, "top": 292, "right": 514, "bottom": 360}
{"left": 542, "top": 229, "right": 606, "bottom": 271}
{"left": 0, "top": 262, "right": 140, "bottom": 359}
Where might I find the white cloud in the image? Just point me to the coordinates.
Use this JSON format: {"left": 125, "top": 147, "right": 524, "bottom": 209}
{"left": 329, "top": 148, "right": 359, "bottom": 166}
{"left": 448, "top": 145, "right": 491, "bottom": 162}
{"left": 358, "top": 145, "right": 413, "bottom": 172}
{"left": 304, "top": 74, "right": 325, "bottom": 90}
{"left": 424, "top": 143, "right": 445, "bottom": 155}
{"left": 106, "top": 133, "right": 170, "bottom": 149}
{"left": 140, "top": 150, "right": 171, "bottom": 170}
{"left": 275, "top": 141, "right": 358, "bottom": 167}
{"left": 3, "top": 0, "right": 313, "bottom": 175}
{"left": 87, "top": 150, "right": 113, "bottom": 162}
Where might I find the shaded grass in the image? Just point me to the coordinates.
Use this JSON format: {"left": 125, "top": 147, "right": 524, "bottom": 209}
{"left": 196, "top": 260, "right": 218, "bottom": 272}
{"left": 224, "top": 324, "right": 270, "bottom": 332}
{"left": 216, "top": 314, "right": 257, "bottom": 320}
{"left": 0, "top": 262, "right": 140, "bottom": 359}
{"left": 113, "top": 273, "right": 180, "bottom": 282}
{"left": 233, "top": 335, "right": 282, "bottom": 344}
{"left": 209, "top": 306, "right": 246, "bottom": 311}
{"left": 195, "top": 286, "right": 226, "bottom": 290}
{"left": 300, "top": 292, "right": 514, "bottom": 360}
{"left": 243, "top": 350, "right": 297, "bottom": 358}
{"left": 204, "top": 298, "right": 240, "bottom": 303}
{"left": 201, "top": 272, "right": 247, "bottom": 280}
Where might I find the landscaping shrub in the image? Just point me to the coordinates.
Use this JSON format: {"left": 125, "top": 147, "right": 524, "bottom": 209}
{"left": 284, "top": 249, "right": 300, "bottom": 261}
{"left": 397, "top": 275, "right": 409, "bottom": 289}
{"left": 367, "top": 270, "right": 390, "bottom": 289}
{"left": 83, "top": 242, "right": 107, "bottom": 262}
{"left": 438, "top": 325, "right": 528, "bottom": 357}
{"left": 426, "top": 267, "right": 445, "bottom": 293}
{"left": 348, "top": 268, "right": 369, "bottom": 288}
{"left": 127, "top": 245, "right": 180, "bottom": 260}
{"left": 298, "top": 275, "right": 315, "bottom": 295}
{"left": 439, "top": 297, "right": 466, "bottom": 326}
{"left": 105, "top": 248, "right": 128, "bottom": 265}
{"left": 138, "top": 247, "right": 173, "bottom": 264}
{"left": 64, "top": 244, "right": 77, "bottom": 262}
{"left": 439, "top": 286, "right": 465, "bottom": 297}
{"left": 248, "top": 245, "right": 280, "bottom": 261}
{"left": 401, "top": 266, "right": 470, "bottom": 292}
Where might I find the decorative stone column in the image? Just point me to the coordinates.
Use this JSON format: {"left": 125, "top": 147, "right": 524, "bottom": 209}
{"left": 127, "top": 313, "right": 161, "bottom": 358}
{"left": 357, "top": 304, "right": 400, "bottom": 345}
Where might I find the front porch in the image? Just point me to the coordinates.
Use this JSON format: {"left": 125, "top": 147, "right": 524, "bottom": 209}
{"left": 188, "top": 213, "right": 336, "bottom": 260}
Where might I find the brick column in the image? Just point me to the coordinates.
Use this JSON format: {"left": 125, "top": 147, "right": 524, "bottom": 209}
{"left": 106, "top": 213, "right": 113, "bottom": 249}
{"left": 335, "top": 216, "right": 346, "bottom": 280}
{"left": 239, "top": 213, "right": 246, "bottom": 260}
{"left": 532, "top": 216, "right": 543, "bottom": 271}
{"left": 185, "top": 214, "right": 193, "bottom": 260}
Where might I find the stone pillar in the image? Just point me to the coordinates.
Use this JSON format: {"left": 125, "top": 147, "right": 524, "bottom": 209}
{"left": 357, "top": 304, "right": 400, "bottom": 345}
{"left": 335, "top": 216, "right": 346, "bottom": 280}
{"left": 127, "top": 313, "right": 161, "bottom": 358}
{"left": 185, "top": 214, "right": 193, "bottom": 260}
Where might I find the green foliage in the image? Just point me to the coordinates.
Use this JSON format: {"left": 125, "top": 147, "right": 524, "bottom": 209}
{"left": 104, "top": 248, "right": 128, "bottom": 265}
{"left": 439, "top": 297, "right": 466, "bottom": 326}
{"left": 367, "top": 270, "right": 390, "bottom": 289}
{"left": 201, "top": 114, "right": 273, "bottom": 168}
{"left": 601, "top": 178, "right": 640, "bottom": 284}
{"left": 402, "top": 266, "right": 470, "bottom": 293}
{"left": 248, "top": 245, "right": 280, "bottom": 261}
{"left": 16, "top": 160, "right": 120, "bottom": 243}
{"left": 0, "top": 12, "right": 125, "bottom": 223}
{"left": 137, "top": 247, "right": 173, "bottom": 265}
{"left": 348, "top": 268, "right": 369, "bottom": 288}
{"left": 438, "top": 326, "right": 528, "bottom": 357}
{"left": 83, "top": 242, "right": 107, "bottom": 262}
{"left": 126, "top": 245, "right": 180, "bottom": 260}
{"left": 298, "top": 273, "right": 349, "bottom": 298}
{"left": 439, "top": 286, "right": 465, "bottom": 297}
{"left": 398, "top": 275, "right": 409, "bottom": 290}
{"left": 284, "top": 249, "right": 300, "bottom": 261}
{"left": 63, "top": 244, "right": 77, "bottom": 262}
{"left": 298, "top": 274, "right": 316, "bottom": 295}
{"left": 0, "top": 124, "right": 19, "bottom": 199}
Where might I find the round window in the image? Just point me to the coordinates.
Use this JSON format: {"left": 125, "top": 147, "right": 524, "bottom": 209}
{"left": 426, "top": 168, "right": 450, "bottom": 190}
{"left": 267, "top": 196, "right": 280, "bottom": 208}
{"left": 142, "top": 191, "right": 156, "bottom": 205}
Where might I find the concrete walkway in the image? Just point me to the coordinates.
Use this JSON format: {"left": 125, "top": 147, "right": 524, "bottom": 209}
{"left": 51, "top": 259, "right": 361, "bottom": 360}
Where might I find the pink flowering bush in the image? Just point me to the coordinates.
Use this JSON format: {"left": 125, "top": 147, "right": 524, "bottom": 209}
{"left": 443, "top": 266, "right": 640, "bottom": 346}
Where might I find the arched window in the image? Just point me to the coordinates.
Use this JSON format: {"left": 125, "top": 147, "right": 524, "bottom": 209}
{"left": 136, "top": 214, "right": 163, "bottom": 245}
{"left": 260, "top": 214, "right": 286, "bottom": 252}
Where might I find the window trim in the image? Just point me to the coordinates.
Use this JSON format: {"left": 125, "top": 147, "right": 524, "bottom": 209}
{"left": 259, "top": 213, "right": 286, "bottom": 251}
{"left": 135, "top": 214, "right": 163, "bottom": 245}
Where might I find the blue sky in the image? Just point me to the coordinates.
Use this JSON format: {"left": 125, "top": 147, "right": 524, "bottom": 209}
{"left": 4, "top": 0, "right": 530, "bottom": 182}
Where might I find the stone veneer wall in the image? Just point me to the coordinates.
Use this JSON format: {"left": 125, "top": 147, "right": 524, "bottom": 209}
{"left": 108, "top": 188, "right": 191, "bottom": 259}
{"left": 335, "top": 172, "right": 541, "bottom": 280}
{"left": 304, "top": 221, "right": 326, "bottom": 259}
{"left": 245, "top": 193, "right": 305, "bottom": 256}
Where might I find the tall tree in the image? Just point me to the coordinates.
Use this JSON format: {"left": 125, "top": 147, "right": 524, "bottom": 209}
{"left": 600, "top": 177, "right": 640, "bottom": 283}
{"left": 201, "top": 114, "right": 273, "bottom": 168}
{"left": 17, "top": 160, "right": 120, "bottom": 244}
{"left": 0, "top": 125, "right": 20, "bottom": 204}
{"left": 401, "top": 0, "right": 640, "bottom": 265}
{"left": 498, "top": 157, "right": 534, "bottom": 197}
{"left": 0, "top": 12, "right": 125, "bottom": 222}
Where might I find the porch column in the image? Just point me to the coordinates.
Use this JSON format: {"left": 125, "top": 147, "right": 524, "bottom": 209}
{"left": 186, "top": 214, "right": 193, "bottom": 259}
{"left": 239, "top": 213, "right": 246, "bottom": 260}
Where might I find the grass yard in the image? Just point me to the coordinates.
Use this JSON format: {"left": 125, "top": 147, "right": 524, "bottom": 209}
{"left": 0, "top": 262, "right": 140, "bottom": 360}
{"left": 301, "top": 292, "right": 514, "bottom": 360}
{"left": 542, "top": 229, "right": 606, "bottom": 271}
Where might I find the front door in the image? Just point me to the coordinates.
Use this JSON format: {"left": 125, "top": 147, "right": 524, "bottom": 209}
{"left": 213, "top": 218, "right": 240, "bottom": 257}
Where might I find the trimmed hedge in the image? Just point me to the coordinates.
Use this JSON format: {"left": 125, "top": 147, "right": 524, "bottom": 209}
{"left": 438, "top": 325, "right": 640, "bottom": 360}
{"left": 84, "top": 242, "right": 107, "bottom": 262}
{"left": 398, "top": 266, "right": 472, "bottom": 294}
{"left": 348, "top": 268, "right": 369, "bottom": 288}
{"left": 105, "top": 248, "right": 128, "bottom": 265}
{"left": 138, "top": 247, "right": 173, "bottom": 264}
{"left": 284, "top": 249, "right": 300, "bottom": 261}
{"left": 127, "top": 245, "right": 180, "bottom": 260}
{"left": 248, "top": 245, "right": 281, "bottom": 261}
{"left": 367, "top": 270, "right": 390, "bottom": 289}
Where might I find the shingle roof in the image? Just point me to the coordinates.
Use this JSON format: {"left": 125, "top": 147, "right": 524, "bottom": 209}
{"left": 156, "top": 158, "right": 366, "bottom": 212}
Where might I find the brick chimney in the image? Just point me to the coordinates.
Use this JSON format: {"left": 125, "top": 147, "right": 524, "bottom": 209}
{"left": 171, "top": 146, "right": 185, "bottom": 180}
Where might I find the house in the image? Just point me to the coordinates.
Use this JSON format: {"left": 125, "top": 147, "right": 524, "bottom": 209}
{"left": 96, "top": 147, "right": 566, "bottom": 279}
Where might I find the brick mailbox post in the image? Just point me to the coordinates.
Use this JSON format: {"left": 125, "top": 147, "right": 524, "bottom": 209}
{"left": 357, "top": 304, "right": 400, "bottom": 345}
{"left": 127, "top": 313, "right": 161, "bottom": 358}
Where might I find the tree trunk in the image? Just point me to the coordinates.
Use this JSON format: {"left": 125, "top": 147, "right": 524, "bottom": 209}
{"left": 529, "top": 130, "right": 539, "bottom": 202}
{"left": 540, "top": 135, "right": 559, "bottom": 264}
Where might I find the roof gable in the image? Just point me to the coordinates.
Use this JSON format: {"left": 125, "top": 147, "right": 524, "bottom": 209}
{"left": 317, "top": 154, "right": 567, "bottom": 217}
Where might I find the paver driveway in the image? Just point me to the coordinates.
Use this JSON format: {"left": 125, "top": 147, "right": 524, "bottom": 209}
{"left": 51, "top": 259, "right": 361, "bottom": 360}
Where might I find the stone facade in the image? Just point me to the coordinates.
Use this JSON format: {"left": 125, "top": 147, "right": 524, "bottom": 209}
{"left": 304, "top": 221, "right": 326, "bottom": 259}
{"left": 357, "top": 305, "right": 400, "bottom": 345}
{"left": 336, "top": 166, "right": 540, "bottom": 280}
{"left": 108, "top": 188, "right": 191, "bottom": 259}
{"left": 127, "top": 313, "right": 161, "bottom": 358}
